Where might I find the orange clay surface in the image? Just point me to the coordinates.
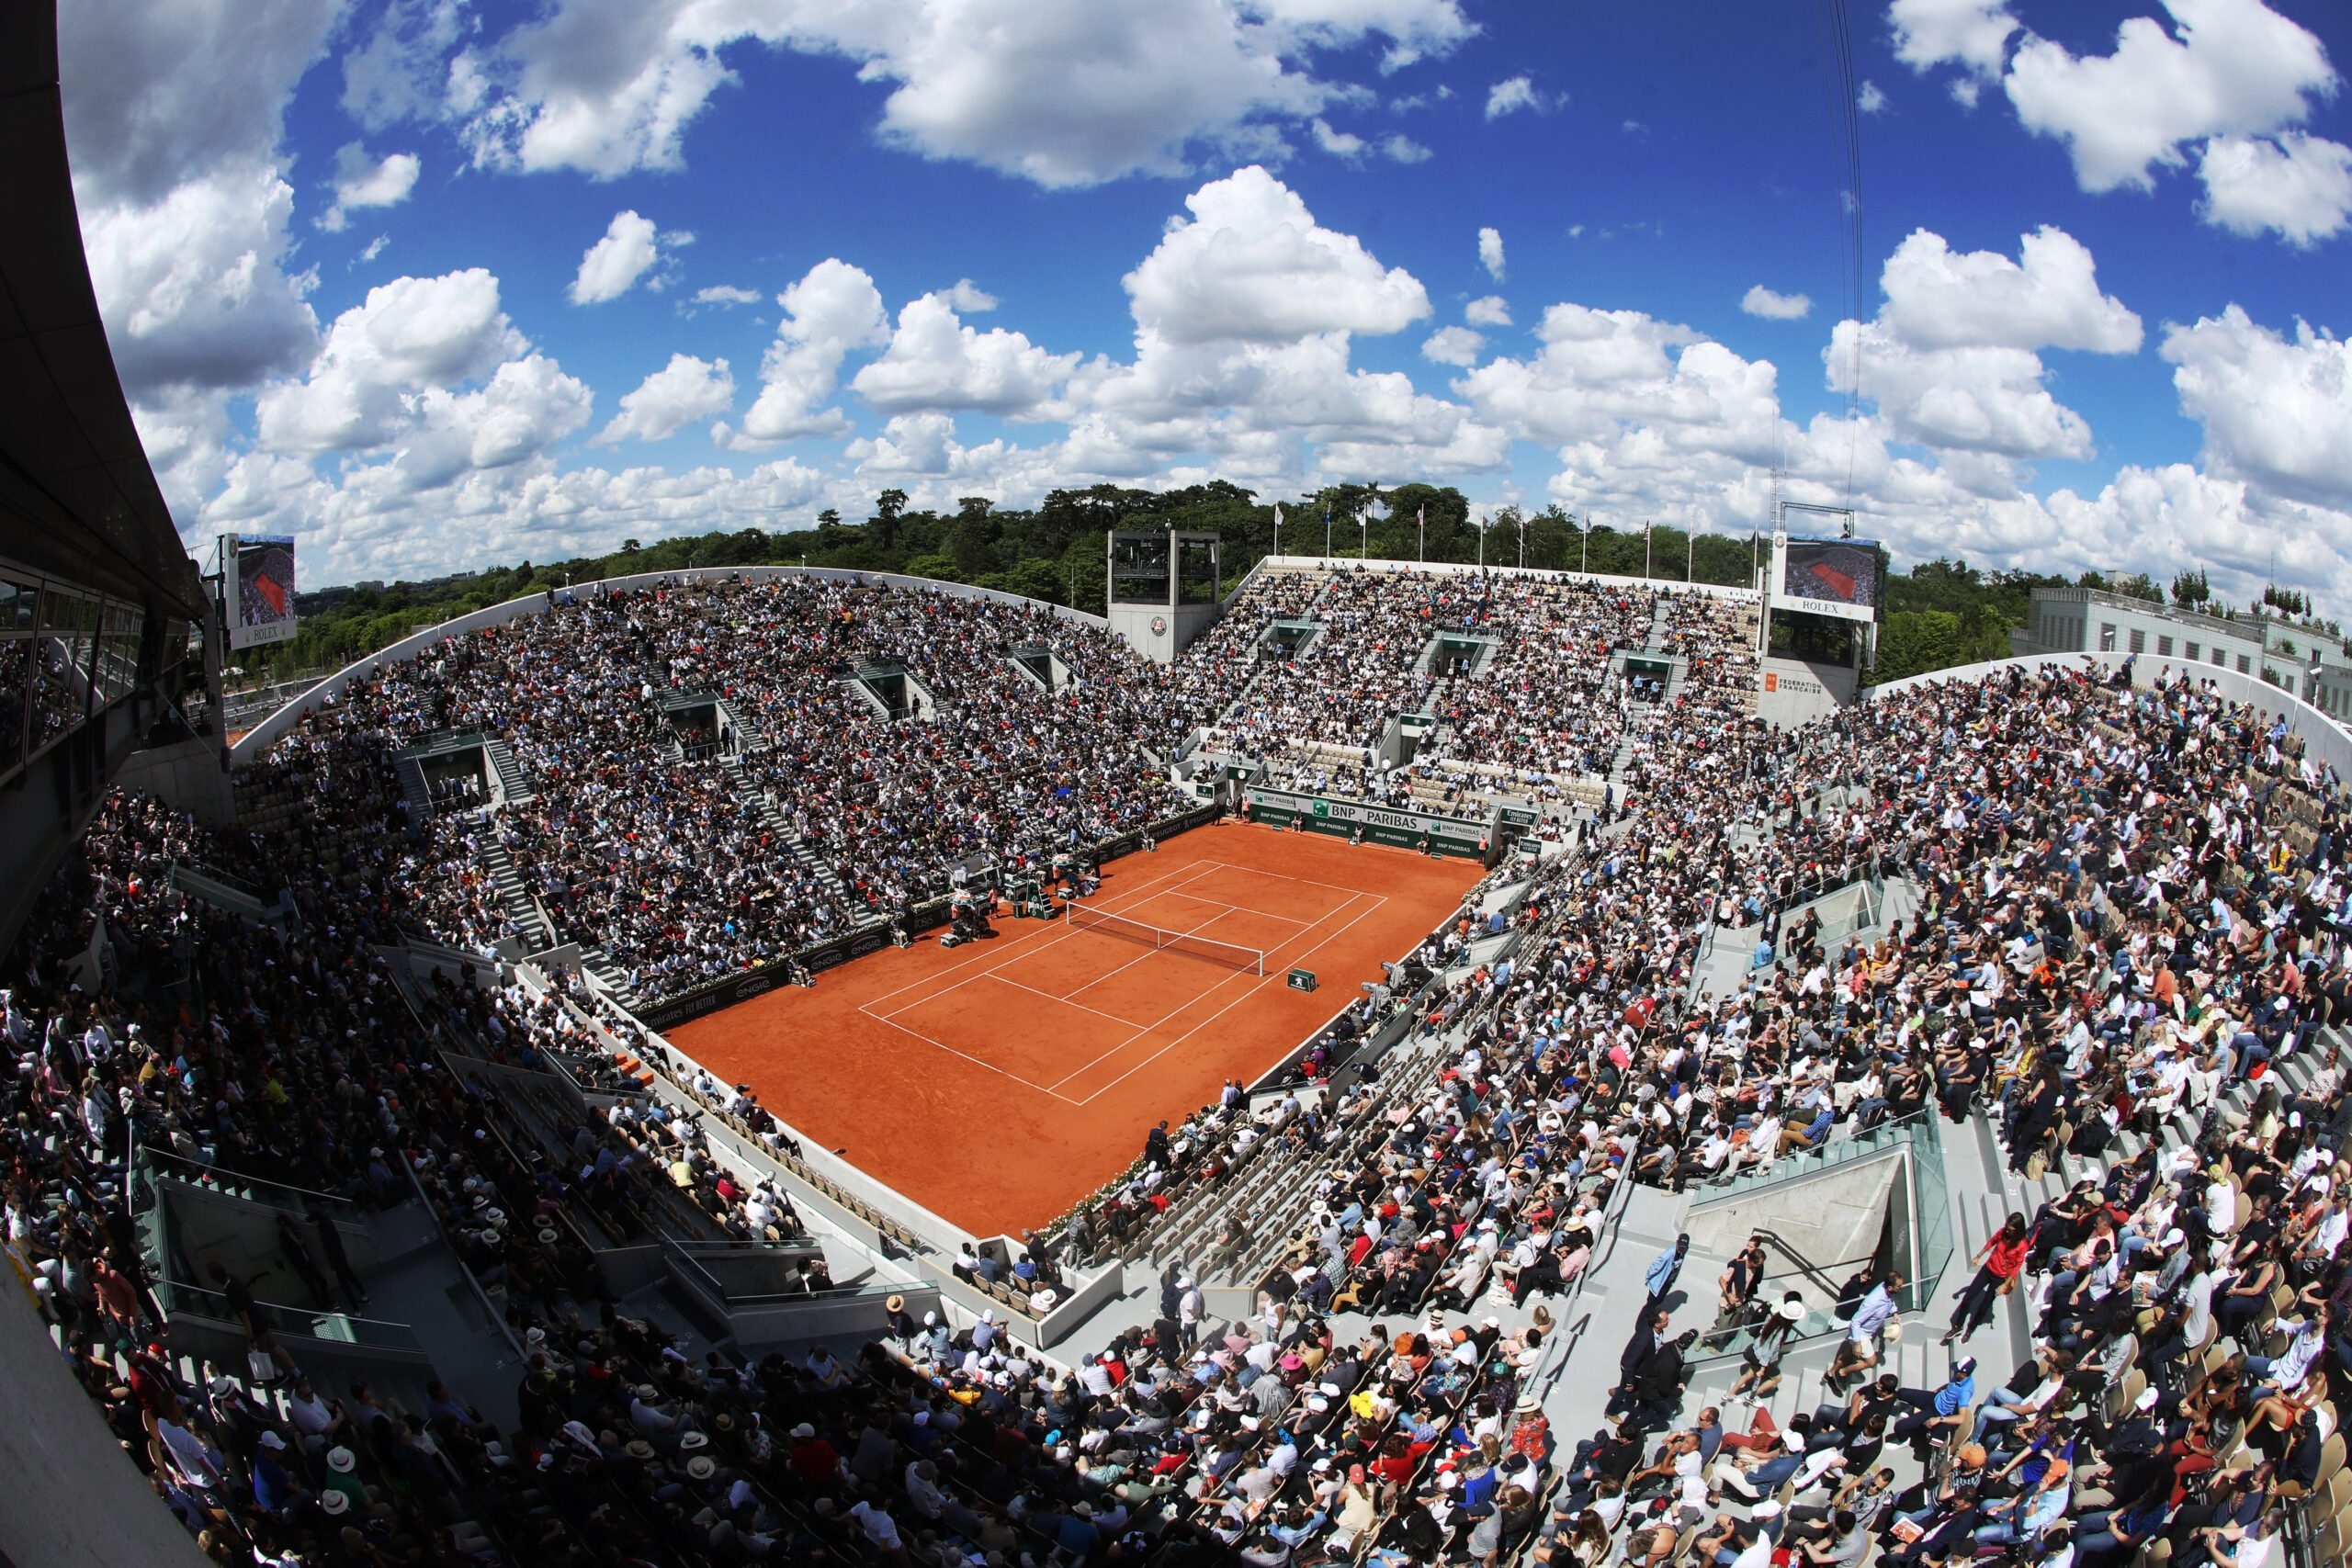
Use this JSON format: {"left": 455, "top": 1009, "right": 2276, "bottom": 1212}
{"left": 670, "top": 821, "right": 1483, "bottom": 1237}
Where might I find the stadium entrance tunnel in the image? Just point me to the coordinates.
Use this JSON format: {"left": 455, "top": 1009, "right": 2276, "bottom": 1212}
{"left": 1680, "top": 1109, "right": 1954, "bottom": 1326}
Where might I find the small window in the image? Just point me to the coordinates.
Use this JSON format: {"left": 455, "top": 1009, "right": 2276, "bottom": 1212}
{"left": 2099, "top": 623, "right": 2117, "bottom": 652}
{"left": 2212, "top": 647, "right": 2227, "bottom": 667}
{"left": 2238, "top": 654, "right": 2251, "bottom": 673}
{"left": 2185, "top": 641, "right": 2199, "bottom": 661}
{"left": 2128, "top": 629, "right": 2146, "bottom": 654}
{"left": 2156, "top": 635, "right": 2173, "bottom": 657}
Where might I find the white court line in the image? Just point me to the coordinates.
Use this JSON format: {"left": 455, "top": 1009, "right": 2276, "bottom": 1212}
{"left": 1057, "top": 891, "right": 1308, "bottom": 1006}
{"left": 979, "top": 972, "right": 1161, "bottom": 1032}
{"left": 855, "top": 1004, "right": 1086, "bottom": 1104}
{"left": 1066, "top": 890, "right": 1391, "bottom": 1106}
{"left": 1193, "top": 858, "right": 1413, "bottom": 899}
{"left": 857, "top": 858, "right": 1226, "bottom": 1013}
{"left": 1043, "top": 887, "right": 1377, "bottom": 1095}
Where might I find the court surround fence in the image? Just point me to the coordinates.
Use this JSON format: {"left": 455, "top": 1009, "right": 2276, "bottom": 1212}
{"left": 1239, "top": 784, "right": 1494, "bottom": 860}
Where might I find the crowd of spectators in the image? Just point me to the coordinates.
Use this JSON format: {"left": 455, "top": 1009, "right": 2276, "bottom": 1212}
{"left": 13, "top": 548, "right": 2352, "bottom": 1568}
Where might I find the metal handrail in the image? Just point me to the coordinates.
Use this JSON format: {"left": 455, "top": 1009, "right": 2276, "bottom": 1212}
{"left": 1750, "top": 1229, "right": 1879, "bottom": 1304}
{"left": 139, "top": 1144, "right": 361, "bottom": 1214}
{"left": 155, "top": 1279, "right": 426, "bottom": 1353}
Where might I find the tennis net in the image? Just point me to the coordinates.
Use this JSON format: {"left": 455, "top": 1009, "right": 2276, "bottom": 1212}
{"left": 1065, "top": 904, "right": 1265, "bottom": 975}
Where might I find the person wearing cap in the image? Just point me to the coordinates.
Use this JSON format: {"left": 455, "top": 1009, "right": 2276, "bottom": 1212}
{"left": 249, "top": 1430, "right": 307, "bottom": 1516}
{"left": 1889, "top": 1359, "right": 1976, "bottom": 1451}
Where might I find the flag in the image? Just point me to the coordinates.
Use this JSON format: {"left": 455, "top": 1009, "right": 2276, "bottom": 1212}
{"left": 1417, "top": 504, "right": 1426, "bottom": 560}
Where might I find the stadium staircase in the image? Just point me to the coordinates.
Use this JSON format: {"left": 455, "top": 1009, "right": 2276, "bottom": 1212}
{"left": 574, "top": 944, "right": 642, "bottom": 1010}
{"left": 479, "top": 834, "right": 556, "bottom": 953}
{"left": 481, "top": 737, "right": 534, "bottom": 805}
{"left": 720, "top": 754, "right": 856, "bottom": 914}
{"left": 394, "top": 755, "right": 435, "bottom": 818}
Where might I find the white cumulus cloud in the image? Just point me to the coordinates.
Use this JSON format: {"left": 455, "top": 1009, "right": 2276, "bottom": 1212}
{"left": 456, "top": 0, "right": 1475, "bottom": 188}
{"left": 1421, "top": 326, "right": 1485, "bottom": 367}
{"left": 1876, "top": 225, "right": 2143, "bottom": 353}
{"left": 1477, "top": 226, "right": 1506, "bottom": 281}
{"left": 2004, "top": 0, "right": 2336, "bottom": 194}
{"left": 691, "top": 284, "right": 761, "bottom": 307}
{"left": 320, "top": 144, "right": 421, "bottom": 232}
{"left": 594, "top": 353, "right": 736, "bottom": 445}
{"left": 1123, "top": 166, "right": 1430, "bottom": 344}
{"left": 852, "top": 291, "right": 1079, "bottom": 417}
{"left": 1818, "top": 225, "right": 2141, "bottom": 463}
{"left": 2197, "top": 131, "right": 2352, "bottom": 246}
{"left": 1888, "top": 0, "right": 2017, "bottom": 102}
{"left": 257, "top": 268, "right": 522, "bottom": 453}
{"left": 570, "top": 209, "right": 663, "bottom": 304}
{"left": 1741, "top": 286, "right": 1813, "bottom": 321}
{"left": 2163, "top": 306, "right": 2352, "bottom": 510}
{"left": 1464, "top": 295, "right": 1511, "bottom": 327}
{"left": 1485, "top": 75, "right": 1549, "bottom": 118}
{"left": 719, "top": 259, "right": 891, "bottom": 447}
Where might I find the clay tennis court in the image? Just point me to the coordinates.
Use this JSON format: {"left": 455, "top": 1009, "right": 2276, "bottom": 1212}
{"left": 671, "top": 820, "right": 1483, "bottom": 1236}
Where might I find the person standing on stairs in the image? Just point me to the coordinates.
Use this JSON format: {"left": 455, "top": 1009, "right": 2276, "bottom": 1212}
{"left": 1645, "top": 1234, "right": 1690, "bottom": 1309}
{"left": 311, "top": 1207, "right": 368, "bottom": 1313}
{"left": 1944, "top": 1213, "right": 2030, "bottom": 1344}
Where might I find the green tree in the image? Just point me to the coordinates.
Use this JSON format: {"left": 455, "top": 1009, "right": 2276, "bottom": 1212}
{"left": 871, "top": 489, "right": 909, "bottom": 552}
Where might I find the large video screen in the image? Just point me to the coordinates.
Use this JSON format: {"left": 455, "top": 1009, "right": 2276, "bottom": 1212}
{"left": 1778, "top": 536, "right": 1882, "bottom": 624}
{"left": 227, "top": 534, "right": 298, "bottom": 649}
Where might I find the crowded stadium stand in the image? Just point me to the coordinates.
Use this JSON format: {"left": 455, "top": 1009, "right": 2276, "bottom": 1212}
{"left": 17, "top": 6, "right": 2352, "bottom": 1562}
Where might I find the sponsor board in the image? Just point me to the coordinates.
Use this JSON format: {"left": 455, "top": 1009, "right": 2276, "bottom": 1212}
{"left": 1243, "top": 787, "right": 1489, "bottom": 858}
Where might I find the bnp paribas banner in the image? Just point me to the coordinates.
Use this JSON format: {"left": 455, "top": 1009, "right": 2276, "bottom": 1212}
{"left": 1241, "top": 786, "right": 1491, "bottom": 858}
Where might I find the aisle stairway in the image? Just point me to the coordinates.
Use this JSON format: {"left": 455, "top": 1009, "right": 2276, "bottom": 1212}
{"left": 479, "top": 834, "right": 554, "bottom": 953}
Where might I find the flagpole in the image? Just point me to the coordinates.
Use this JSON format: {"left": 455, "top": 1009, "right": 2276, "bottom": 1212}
{"left": 1580, "top": 516, "right": 1588, "bottom": 575}
{"left": 1324, "top": 504, "right": 1331, "bottom": 560}
{"left": 1477, "top": 511, "right": 1485, "bottom": 568}
{"left": 1417, "top": 505, "right": 1425, "bottom": 564}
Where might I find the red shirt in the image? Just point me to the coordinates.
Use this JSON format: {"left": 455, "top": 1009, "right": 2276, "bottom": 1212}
{"left": 1984, "top": 1234, "right": 2030, "bottom": 1280}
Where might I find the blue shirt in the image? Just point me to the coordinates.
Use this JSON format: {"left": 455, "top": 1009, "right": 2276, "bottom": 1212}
{"left": 1645, "top": 1245, "right": 1682, "bottom": 1295}
{"left": 1933, "top": 1372, "right": 1976, "bottom": 1416}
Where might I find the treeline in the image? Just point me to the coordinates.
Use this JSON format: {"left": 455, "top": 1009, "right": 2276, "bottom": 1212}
{"left": 244, "top": 482, "right": 1770, "bottom": 680}
{"left": 239, "top": 482, "right": 2120, "bottom": 690}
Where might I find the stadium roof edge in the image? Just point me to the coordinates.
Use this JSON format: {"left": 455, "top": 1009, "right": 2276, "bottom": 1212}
{"left": 0, "top": 6, "right": 206, "bottom": 623}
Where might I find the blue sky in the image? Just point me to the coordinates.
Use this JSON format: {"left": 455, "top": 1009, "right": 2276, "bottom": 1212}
{"left": 58, "top": 0, "right": 2352, "bottom": 601}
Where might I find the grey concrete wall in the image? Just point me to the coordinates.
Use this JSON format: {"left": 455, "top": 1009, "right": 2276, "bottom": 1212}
{"left": 112, "top": 735, "right": 236, "bottom": 824}
{"left": 0, "top": 1275, "right": 214, "bottom": 1568}
{"left": 1686, "top": 1154, "right": 1898, "bottom": 1311}
{"left": 1757, "top": 656, "right": 1857, "bottom": 728}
